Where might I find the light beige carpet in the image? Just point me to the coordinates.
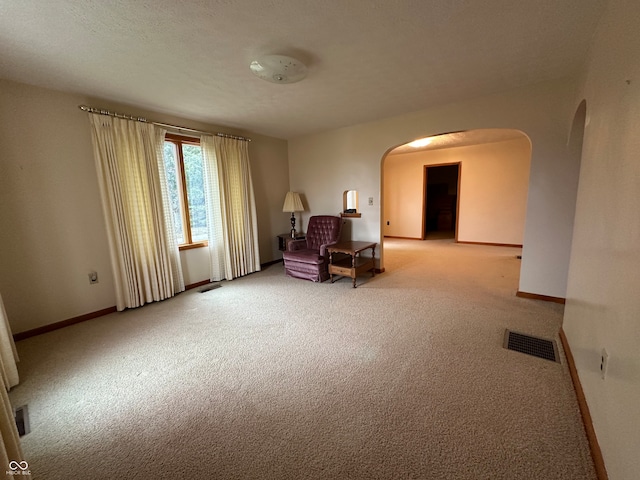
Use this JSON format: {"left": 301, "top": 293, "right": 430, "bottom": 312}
{"left": 9, "top": 239, "right": 596, "bottom": 479}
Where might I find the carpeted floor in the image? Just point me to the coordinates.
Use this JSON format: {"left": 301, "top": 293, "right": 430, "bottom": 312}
{"left": 9, "top": 239, "right": 596, "bottom": 479}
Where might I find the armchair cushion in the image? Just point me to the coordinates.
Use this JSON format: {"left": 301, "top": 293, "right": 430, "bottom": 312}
{"left": 283, "top": 215, "right": 342, "bottom": 282}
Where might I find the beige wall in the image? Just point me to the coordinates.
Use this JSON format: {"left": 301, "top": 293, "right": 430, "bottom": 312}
{"left": 563, "top": 0, "right": 640, "bottom": 478}
{"left": 384, "top": 136, "right": 531, "bottom": 244}
{"left": 289, "top": 76, "right": 579, "bottom": 298}
{"left": 0, "top": 79, "right": 289, "bottom": 334}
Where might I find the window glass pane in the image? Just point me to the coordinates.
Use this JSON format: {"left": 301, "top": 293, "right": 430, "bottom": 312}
{"left": 163, "top": 142, "right": 185, "bottom": 244}
{"left": 182, "top": 144, "right": 208, "bottom": 242}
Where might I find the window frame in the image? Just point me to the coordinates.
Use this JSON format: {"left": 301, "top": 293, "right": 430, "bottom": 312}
{"left": 164, "top": 133, "right": 208, "bottom": 250}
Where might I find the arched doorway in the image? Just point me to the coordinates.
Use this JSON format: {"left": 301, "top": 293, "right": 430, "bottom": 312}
{"left": 382, "top": 128, "right": 531, "bottom": 248}
{"left": 563, "top": 100, "right": 587, "bottom": 293}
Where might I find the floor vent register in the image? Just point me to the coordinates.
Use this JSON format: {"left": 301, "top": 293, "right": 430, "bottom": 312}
{"left": 14, "top": 405, "right": 30, "bottom": 436}
{"left": 504, "top": 330, "right": 559, "bottom": 363}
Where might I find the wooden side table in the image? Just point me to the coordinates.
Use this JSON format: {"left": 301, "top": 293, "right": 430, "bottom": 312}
{"left": 277, "top": 233, "right": 305, "bottom": 252}
{"left": 327, "top": 241, "right": 376, "bottom": 288}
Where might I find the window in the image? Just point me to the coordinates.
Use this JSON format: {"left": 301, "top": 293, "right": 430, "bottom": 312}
{"left": 163, "top": 134, "right": 207, "bottom": 248}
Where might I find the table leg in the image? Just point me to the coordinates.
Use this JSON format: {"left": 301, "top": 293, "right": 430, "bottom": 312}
{"left": 329, "top": 251, "right": 334, "bottom": 283}
{"left": 371, "top": 245, "right": 376, "bottom": 277}
{"left": 352, "top": 253, "right": 357, "bottom": 288}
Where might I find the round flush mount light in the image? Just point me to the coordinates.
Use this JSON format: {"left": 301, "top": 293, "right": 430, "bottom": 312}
{"left": 250, "top": 54, "right": 307, "bottom": 84}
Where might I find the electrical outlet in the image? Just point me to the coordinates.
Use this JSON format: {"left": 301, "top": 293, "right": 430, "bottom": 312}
{"left": 88, "top": 271, "right": 99, "bottom": 284}
{"left": 600, "top": 348, "right": 609, "bottom": 380}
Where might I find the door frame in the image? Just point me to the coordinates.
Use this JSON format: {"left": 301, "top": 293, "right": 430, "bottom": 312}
{"left": 422, "top": 162, "right": 461, "bottom": 240}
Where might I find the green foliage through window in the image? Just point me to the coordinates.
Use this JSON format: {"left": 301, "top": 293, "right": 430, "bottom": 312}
{"left": 163, "top": 135, "right": 207, "bottom": 246}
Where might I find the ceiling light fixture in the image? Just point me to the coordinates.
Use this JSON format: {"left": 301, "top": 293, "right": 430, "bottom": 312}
{"left": 408, "top": 137, "right": 433, "bottom": 148}
{"left": 250, "top": 54, "right": 307, "bottom": 84}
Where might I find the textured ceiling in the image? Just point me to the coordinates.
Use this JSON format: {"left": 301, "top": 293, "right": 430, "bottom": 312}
{"left": 0, "top": 1, "right": 604, "bottom": 139}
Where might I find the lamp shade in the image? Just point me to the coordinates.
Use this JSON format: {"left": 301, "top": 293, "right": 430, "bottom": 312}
{"left": 282, "top": 192, "right": 304, "bottom": 212}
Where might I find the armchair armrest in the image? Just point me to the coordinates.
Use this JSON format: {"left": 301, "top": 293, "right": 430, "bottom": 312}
{"left": 319, "top": 241, "right": 340, "bottom": 257}
{"left": 287, "top": 239, "right": 307, "bottom": 252}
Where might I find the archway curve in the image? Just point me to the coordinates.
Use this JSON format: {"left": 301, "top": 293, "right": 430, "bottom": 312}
{"left": 379, "top": 128, "right": 532, "bottom": 271}
{"left": 563, "top": 99, "right": 587, "bottom": 284}
{"left": 568, "top": 99, "right": 587, "bottom": 152}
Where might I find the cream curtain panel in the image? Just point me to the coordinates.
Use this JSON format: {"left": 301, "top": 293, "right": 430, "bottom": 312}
{"left": 0, "top": 294, "right": 29, "bottom": 478}
{"left": 0, "top": 385, "right": 27, "bottom": 478}
{"left": 0, "top": 295, "right": 18, "bottom": 390}
{"left": 89, "top": 114, "right": 184, "bottom": 310}
{"left": 202, "top": 135, "right": 261, "bottom": 281}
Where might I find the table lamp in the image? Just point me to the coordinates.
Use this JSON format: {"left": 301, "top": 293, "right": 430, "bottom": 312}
{"left": 282, "top": 192, "right": 304, "bottom": 238}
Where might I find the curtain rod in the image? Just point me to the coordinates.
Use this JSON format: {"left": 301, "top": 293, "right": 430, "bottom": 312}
{"left": 78, "top": 105, "right": 251, "bottom": 142}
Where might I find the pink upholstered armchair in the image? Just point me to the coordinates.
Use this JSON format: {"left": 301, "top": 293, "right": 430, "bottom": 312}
{"left": 283, "top": 215, "right": 342, "bottom": 282}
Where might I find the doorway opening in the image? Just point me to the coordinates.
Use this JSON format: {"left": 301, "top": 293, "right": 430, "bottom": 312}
{"left": 381, "top": 128, "right": 531, "bottom": 271}
{"left": 424, "top": 163, "right": 460, "bottom": 240}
